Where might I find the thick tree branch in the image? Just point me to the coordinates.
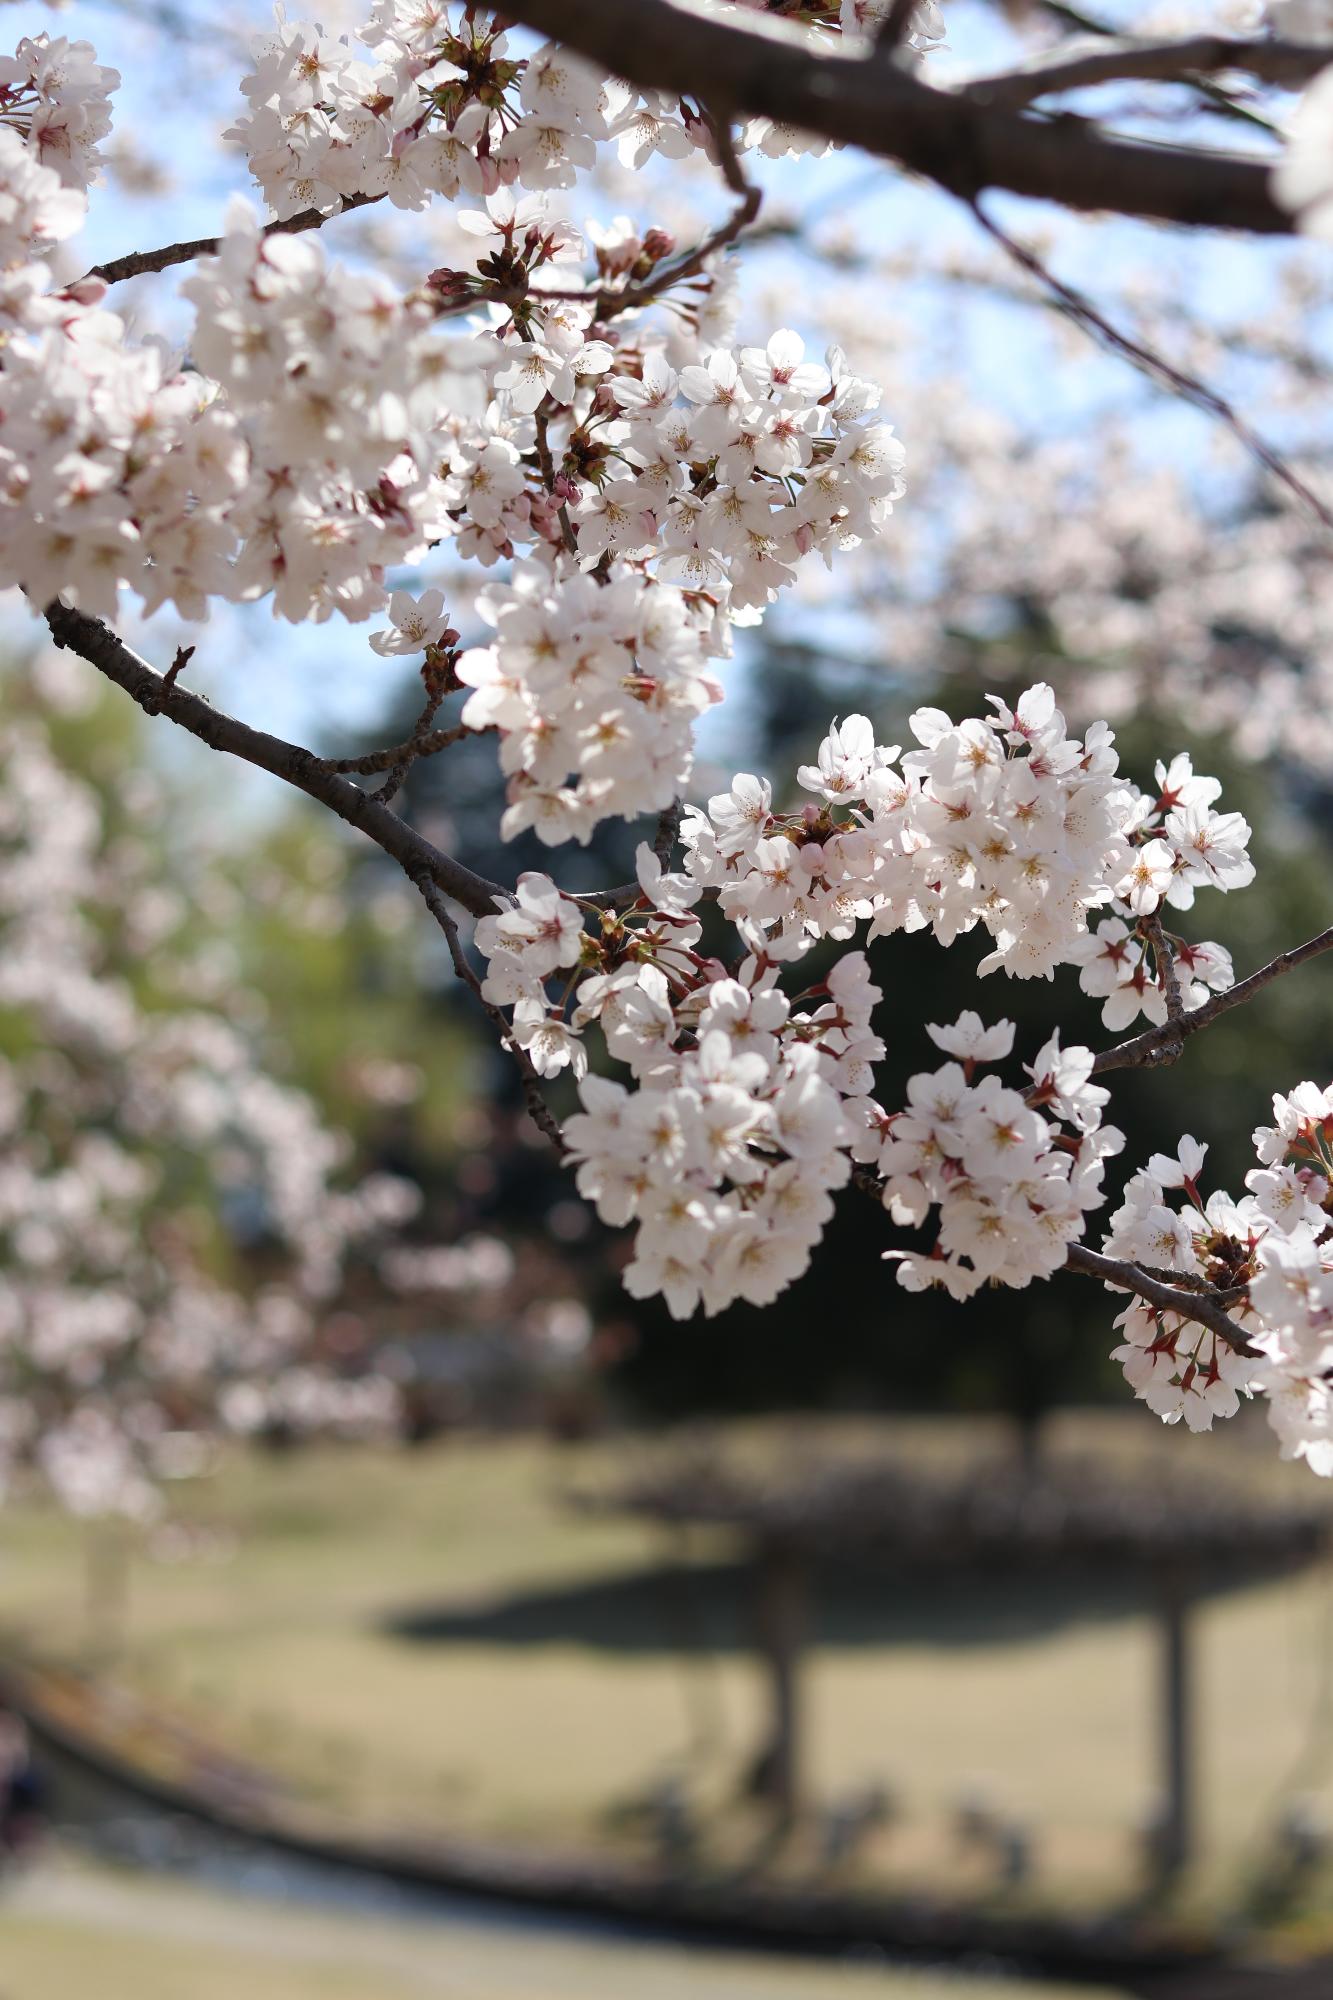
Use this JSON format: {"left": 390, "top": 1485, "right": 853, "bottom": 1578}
{"left": 1092, "top": 921, "right": 1333, "bottom": 1076}
{"left": 86, "top": 191, "right": 385, "bottom": 288}
{"left": 963, "top": 34, "right": 1333, "bottom": 111}
{"left": 42, "top": 603, "right": 507, "bottom": 920}
{"left": 497, "top": 0, "right": 1299, "bottom": 234}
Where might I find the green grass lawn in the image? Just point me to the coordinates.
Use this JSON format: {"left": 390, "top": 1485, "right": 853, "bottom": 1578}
{"left": 0, "top": 1852, "right": 1137, "bottom": 2000}
{"left": 2, "top": 1413, "right": 1332, "bottom": 1929}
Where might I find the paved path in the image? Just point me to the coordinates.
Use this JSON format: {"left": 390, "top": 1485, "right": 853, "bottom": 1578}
{"left": 0, "top": 1852, "right": 1132, "bottom": 2000}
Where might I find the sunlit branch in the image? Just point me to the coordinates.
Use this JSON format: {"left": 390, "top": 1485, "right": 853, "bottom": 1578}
{"left": 962, "top": 33, "right": 1333, "bottom": 111}
{"left": 497, "top": 0, "right": 1297, "bottom": 234}
{"left": 968, "top": 199, "right": 1333, "bottom": 538}
{"left": 42, "top": 602, "right": 507, "bottom": 920}
{"left": 617, "top": 111, "right": 761, "bottom": 311}
{"left": 86, "top": 191, "right": 386, "bottom": 288}
{"left": 528, "top": 113, "right": 761, "bottom": 321}
{"left": 1092, "top": 923, "right": 1333, "bottom": 1076}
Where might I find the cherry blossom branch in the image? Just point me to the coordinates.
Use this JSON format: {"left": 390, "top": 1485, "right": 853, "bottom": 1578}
{"left": 529, "top": 112, "right": 760, "bottom": 321}
{"left": 1133, "top": 1262, "right": 1248, "bottom": 1305}
{"left": 853, "top": 1161, "right": 1257, "bottom": 1348}
{"left": 533, "top": 403, "right": 578, "bottom": 555}
{"left": 967, "top": 199, "right": 1333, "bottom": 538}
{"left": 579, "top": 801, "right": 689, "bottom": 914}
{"left": 653, "top": 798, "right": 685, "bottom": 868}
{"left": 961, "top": 34, "right": 1333, "bottom": 111}
{"left": 616, "top": 111, "right": 761, "bottom": 312}
{"left": 1092, "top": 921, "right": 1333, "bottom": 1076}
{"left": 318, "top": 722, "right": 472, "bottom": 779}
{"left": 1064, "top": 1243, "right": 1258, "bottom": 1353}
{"left": 47, "top": 608, "right": 618, "bottom": 1134}
{"left": 41, "top": 602, "right": 507, "bottom": 920}
{"left": 411, "top": 873, "right": 568, "bottom": 1154}
{"left": 1141, "top": 910, "right": 1185, "bottom": 1041}
{"left": 85, "top": 191, "right": 385, "bottom": 287}
{"left": 496, "top": 0, "right": 1297, "bottom": 234}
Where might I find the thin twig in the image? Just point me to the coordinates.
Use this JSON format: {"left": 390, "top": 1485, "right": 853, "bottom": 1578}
{"left": 317, "top": 723, "right": 471, "bottom": 780}
{"left": 412, "top": 873, "right": 568, "bottom": 1154}
{"left": 962, "top": 33, "right": 1333, "bottom": 110}
{"left": 534, "top": 403, "right": 578, "bottom": 556}
{"left": 373, "top": 657, "right": 460, "bottom": 804}
{"left": 968, "top": 199, "right": 1333, "bottom": 539}
{"left": 525, "top": 117, "right": 761, "bottom": 326}
{"left": 162, "top": 644, "right": 195, "bottom": 693}
{"left": 86, "top": 191, "right": 385, "bottom": 287}
{"left": 1092, "top": 921, "right": 1333, "bottom": 1076}
{"left": 614, "top": 112, "right": 760, "bottom": 314}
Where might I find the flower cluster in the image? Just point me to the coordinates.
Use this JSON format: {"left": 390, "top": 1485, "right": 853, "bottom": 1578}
{"left": 0, "top": 124, "right": 86, "bottom": 337}
{"left": 228, "top": 4, "right": 943, "bottom": 220}
{"left": 180, "top": 203, "right": 477, "bottom": 622}
{"left": 1101, "top": 1092, "right": 1333, "bottom": 1473}
{"left": 450, "top": 297, "right": 902, "bottom": 840}
{"left": 0, "top": 286, "right": 245, "bottom": 623}
{"left": 0, "top": 15, "right": 899, "bottom": 832}
{"left": 458, "top": 563, "right": 722, "bottom": 844}
{"left": 1069, "top": 753, "right": 1251, "bottom": 1029}
{"left": 0, "top": 184, "right": 482, "bottom": 622}
{"left": 464, "top": 685, "right": 1258, "bottom": 1328}
{"left": 0, "top": 32, "right": 118, "bottom": 191}
{"left": 678, "top": 687, "right": 1247, "bottom": 997}
{"left": 475, "top": 850, "right": 874, "bottom": 1317}
{"left": 862, "top": 1019, "right": 1122, "bottom": 1300}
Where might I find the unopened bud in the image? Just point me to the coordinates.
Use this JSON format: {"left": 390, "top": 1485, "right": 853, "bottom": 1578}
{"left": 59, "top": 277, "right": 108, "bottom": 308}
{"left": 425, "top": 267, "right": 470, "bottom": 298}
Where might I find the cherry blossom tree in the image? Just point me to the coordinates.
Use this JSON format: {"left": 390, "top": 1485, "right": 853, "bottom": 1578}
{"left": 8, "top": 2, "right": 1333, "bottom": 1480}
{"left": 0, "top": 659, "right": 420, "bottom": 1517}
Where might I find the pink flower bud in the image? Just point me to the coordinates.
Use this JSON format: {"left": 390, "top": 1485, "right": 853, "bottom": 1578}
{"left": 58, "top": 277, "right": 108, "bottom": 308}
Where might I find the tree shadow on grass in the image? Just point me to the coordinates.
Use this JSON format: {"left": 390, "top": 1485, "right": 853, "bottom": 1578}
{"left": 379, "top": 1553, "right": 1269, "bottom": 1656}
